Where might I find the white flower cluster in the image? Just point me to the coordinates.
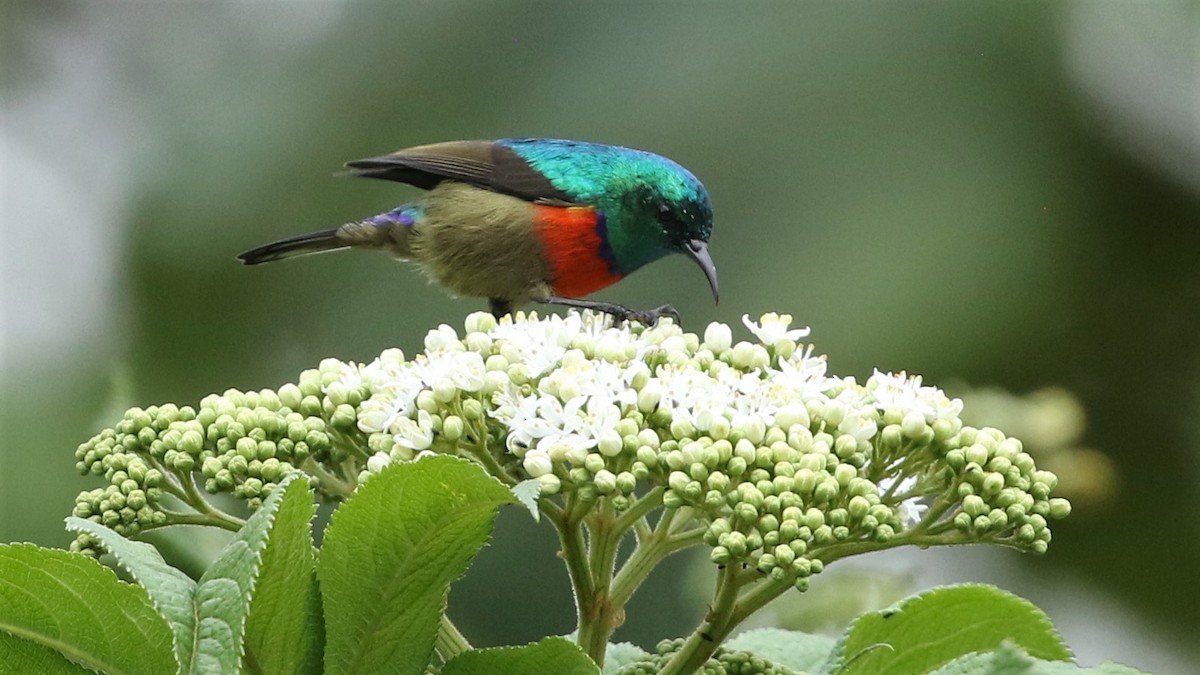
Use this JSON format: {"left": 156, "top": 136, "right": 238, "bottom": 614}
{"left": 326, "top": 310, "right": 1065, "bottom": 581}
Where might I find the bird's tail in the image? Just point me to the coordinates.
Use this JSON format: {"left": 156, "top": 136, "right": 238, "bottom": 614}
{"left": 238, "top": 206, "right": 420, "bottom": 265}
{"left": 237, "top": 228, "right": 346, "bottom": 265}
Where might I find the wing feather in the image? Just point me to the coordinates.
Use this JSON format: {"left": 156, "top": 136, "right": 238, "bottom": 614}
{"left": 344, "top": 139, "right": 577, "bottom": 204}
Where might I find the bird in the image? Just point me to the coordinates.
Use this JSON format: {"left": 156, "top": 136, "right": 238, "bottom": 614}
{"left": 237, "top": 138, "right": 717, "bottom": 324}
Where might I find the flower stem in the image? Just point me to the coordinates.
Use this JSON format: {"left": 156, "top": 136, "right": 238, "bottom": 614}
{"left": 659, "top": 564, "right": 746, "bottom": 674}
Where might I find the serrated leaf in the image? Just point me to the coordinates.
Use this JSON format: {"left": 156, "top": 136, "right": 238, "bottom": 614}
{"left": 727, "top": 627, "right": 835, "bottom": 673}
{"left": 0, "top": 632, "right": 91, "bottom": 674}
{"left": 822, "top": 584, "right": 1073, "bottom": 675}
{"left": 511, "top": 479, "right": 542, "bottom": 522}
{"left": 442, "top": 637, "right": 598, "bottom": 675}
{"left": 0, "top": 544, "right": 176, "bottom": 675}
{"left": 930, "top": 642, "right": 1150, "bottom": 675}
{"left": 319, "top": 456, "right": 517, "bottom": 675}
{"left": 65, "top": 516, "right": 197, "bottom": 665}
{"left": 187, "top": 472, "right": 303, "bottom": 674}
{"left": 244, "top": 477, "right": 322, "bottom": 675}
{"left": 602, "top": 642, "right": 651, "bottom": 675}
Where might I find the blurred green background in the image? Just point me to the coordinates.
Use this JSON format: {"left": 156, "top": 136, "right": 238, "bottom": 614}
{"left": 3, "top": 2, "right": 1198, "bottom": 673}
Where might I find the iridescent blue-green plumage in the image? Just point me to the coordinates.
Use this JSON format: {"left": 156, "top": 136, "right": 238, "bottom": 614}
{"left": 498, "top": 139, "right": 714, "bottom": 275}
{"left": 239, "top": 138, "right": 716, "bottom": 323}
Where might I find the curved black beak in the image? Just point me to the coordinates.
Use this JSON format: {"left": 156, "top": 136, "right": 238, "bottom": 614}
{"left": 683, "top": 239, "right": 719, "bottom": 304}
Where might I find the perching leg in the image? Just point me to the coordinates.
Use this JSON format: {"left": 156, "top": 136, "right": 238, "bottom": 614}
{"left": 534, "top": 296, "right": 681, "bottom": 326}
{"left": 488, "top": 298, "right": 514, "bottom": 319}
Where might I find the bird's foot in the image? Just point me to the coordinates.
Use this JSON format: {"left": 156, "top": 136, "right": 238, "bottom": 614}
{"left": 535, "top": 296, "right": 682, "bottom": 327}
{"left": 611, "top": 304, "right": 681, "bottom": 327}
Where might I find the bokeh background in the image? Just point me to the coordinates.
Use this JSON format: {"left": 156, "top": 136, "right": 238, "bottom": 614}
{"left": 4, "top": 2, "right": 1198, "bottom": 673}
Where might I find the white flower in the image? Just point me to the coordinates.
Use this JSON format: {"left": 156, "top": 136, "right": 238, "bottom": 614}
{"left": 414, "top": 350, "right": 486, "bottom": 392}
{"left": 366, "top": 452, "right": 392, "bottom": 473}
{"left": 490, "top": 312, "right": 581, "bottom": 376}
{"left": 394, "top": 410, "right": 435, "bottom": 450}
{"left": 424, "top": 324, "right": 463, "bottom": 353}
{"left": 867, "top": 370, "right": 964, "bottom": 423}
{"left": 878, "top": 475, "right": 928, "bottom": 528}
{"left": 742, "top": 313, "right": 811, "bottom": 346}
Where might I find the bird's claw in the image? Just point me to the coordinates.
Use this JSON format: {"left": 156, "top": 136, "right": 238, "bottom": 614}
{"left": 618, "top": 304, "right": 681, "bottom": 327}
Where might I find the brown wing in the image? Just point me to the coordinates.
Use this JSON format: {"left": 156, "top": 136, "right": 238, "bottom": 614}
{"left": 344, "top": 140, "right": 577, "bottom": 204}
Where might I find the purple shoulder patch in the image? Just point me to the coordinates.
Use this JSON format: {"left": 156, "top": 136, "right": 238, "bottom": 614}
{"left": 369, "top": 206, "right": 421, "bottom": 227}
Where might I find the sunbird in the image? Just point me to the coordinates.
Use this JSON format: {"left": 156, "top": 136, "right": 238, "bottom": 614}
{"left": 238, "top": 138, "right": 717, "bottom": 323}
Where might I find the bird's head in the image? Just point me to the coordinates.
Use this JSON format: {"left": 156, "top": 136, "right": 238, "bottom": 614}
{"left": 611, "top": 159, "right": 718, "bottom": 304}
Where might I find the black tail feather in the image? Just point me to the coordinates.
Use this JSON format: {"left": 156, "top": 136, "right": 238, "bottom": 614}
{"left": 237, "top": 228, "right": 345, "bottom": 265}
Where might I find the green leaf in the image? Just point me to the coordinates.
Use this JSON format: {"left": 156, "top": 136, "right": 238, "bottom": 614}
{"left": 822, "top": 583, "right": 1073, "bottom": 675}
{"left": 727, "top": 627, "right": 835, "bottom": 673}
{"left": 602, "top": 642, "right": 651, "bottom": 675}
{"left": 511, "top": 479, "right": 542, "bottom": 521}
{"left": 319, "top": 456, "right": 517, "bottom": 675}
{"left": 0, "top": 543, "right": 176, "bottom": 675}
{"left": 65, "top": 516, "right": 198, "bottom": 665}
{"left": 0, "top": 628, "right": 96, "bottom": 674}
{"left": 244, "top": 477, "right": 322, "bottom": 675}
{"left": 442, "top": 637, "right": 599, "bottom": 675}
{"left": 70, "top": 474, "right": 304, "bottom": 673}
{"left": 929, "top": 642, "right": 1150, "bottom": 675}
{"left": 187, "top": 472, "right": 303, "bottom": 674}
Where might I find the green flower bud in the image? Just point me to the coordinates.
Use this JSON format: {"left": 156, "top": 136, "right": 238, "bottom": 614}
{"left": 663, "top": 490, "right": 684, "bottom": 509}
{"left": 172, "top": 453, "right": 195, "bottom": 473}
{"left": 813, "top": 479, "right": 839, "bottom": 504}
{"left": 774, "top": 544, "right": 795, "bottom": 567}
{"left": 803, "top": 508, "right": 825, "bottom": 530}
{"left": 964, "top": 443, "right": 989, "bottom": 467}
{"left": 615, "top": 472, "right": 637, "bottom": 494}
{"left": 442, "top": 415, "right": 464, "bottom": 441}
{"left": 756, "top": 553, "right": 777, "bottom": 573}
{"left": 953, "top": 512, "right": 973, "bottom": 530}
{"left": 706, "top": 471, "right": 730, "bottom": 492}
{"left": 931, "top": 418, "right": 958, "bottom": 442}
{"left": 848, "top": 495, "right": 870, "bottom": 520}
{"left": 874, "top": 524, "right": 895, "bottom": 542}
{"left": 136, "top": 426, "right": 157, "bottom": 448}
{"left": 537, "top": 473, "right": 561, "bottom": 495}
{"left": 812, "top": 524, "right": 834, "bottom": 544}
{"left": 594, "top": 469, "right": 617, "bottom": 494}
{"left": 580, "top": 453, "right": 604, "bottom": 474}
{"left": 1048, "top": 498, "right": 1071, "bottom": 519}
{"left": 256, "top": 440, "right": 277, "bottom": 461}
{"left": 725, "top": 456, "right": 748, "bottom": 478}
{"left": 710, "top": 546, "right": 732, "bottom": 565}
{"left": 988, "top": 508, "right": 1008, "bottom": 529}
{"left": 779, "top": 520, "right": 801, "bottom": 542}
{"left": 228, "top": 455, "right": 249, "bottom": 475}
{"left": 236, "top": 437, "right": 256, "bottom": 460}
{"left": 982, "top": 471, "right": 1005, "bottom": 496}
{"left": 723, "top": 531, "right": 748, "bottom": 557}
{"left": 987, "top": 456, "right": 1012, "bottom": 474}
{"left": 585, "top": 430, "right": 617, "bottom": 458}
{"left": 962, "top": 494, "right": 987, "bottom": 518}
{"left": 734, "top": 501, "right": 759, "bottom": 524}
{"left": 756, "top": 514, "right": 780, "bottom": 534}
